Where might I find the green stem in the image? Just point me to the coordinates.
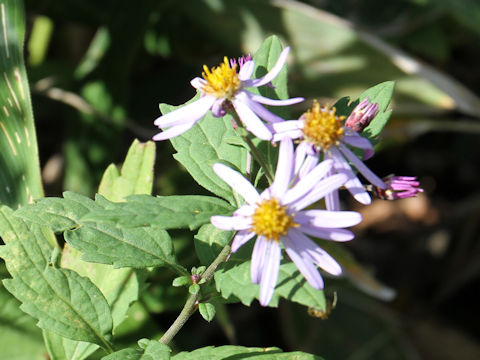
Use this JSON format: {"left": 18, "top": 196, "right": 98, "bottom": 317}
{"left": 159, "top": 244, "right": 232, "bottom": 345}
{"left": 231, "top": 115, "right": 274, "bottom": 184}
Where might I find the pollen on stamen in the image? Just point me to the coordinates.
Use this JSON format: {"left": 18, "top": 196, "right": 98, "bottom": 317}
{"left": 302, "top": 100, "right": 346, "bottom": 150}
{"left": 201, "top": 57, "right": 242, "bottom": 99}
{"left": 251, "top": 198, "right": 297, "bottom": 242}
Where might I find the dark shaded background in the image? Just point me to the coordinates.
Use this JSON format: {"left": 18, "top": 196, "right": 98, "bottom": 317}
{"left": 24, "top": 0, "right": 480, "bottom": 358}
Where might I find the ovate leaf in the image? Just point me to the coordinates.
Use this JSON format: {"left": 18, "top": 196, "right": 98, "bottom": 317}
{"left": 172, "top": 345, "right": 323, "bottom": 359}
{"left": 83, "top": 194, "right": 234, "bottom": 229}
{"left": 102, "top": 339, "right": 171, "bottom": 360}
{"left": 0, "top": 207, "right": 114, "bottom": 351}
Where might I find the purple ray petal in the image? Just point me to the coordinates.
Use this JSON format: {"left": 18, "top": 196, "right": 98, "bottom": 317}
{"left": 259, "top": 240, "right": 281, "bottom": 306}
{"left": 283, "top": 235, "right": 324, "bottom": 289}
{"left": 244, "top": 47, "right": 290, "bottom": 88}
{"left": 154, "top": 96, "right": 215, "bottom": 128}
{"left": 231, "top": 230, "right": 256, "bottom": 252}
{"left": 339, "top": 143, "right": 385, "bottom": 189}
{"left": 251, "top": 236, "right": 268, "bottom": 284}
{"left": 289, "top": 173, "right": 347, "bottom": 212}
{"left": 289, "top": 229, "right": 342, "bottom": 274}
{"left": 213, "top": 163, "right": 260, "bottom": 204}
{"left": 242, "top": 93, "right": 285, "bottom": 123}
{"left": 298, "top": 225, "right": 355, "bottom": 242}
{"left": 342, "top": 132, "right": 373, "bottom": 150}
{"left": 249, "top": 93, "right": 304, "bottom": 106}
{"left": 271, "top": 137, "right": 294, "bottom": 197}
{"left": 232, "top": 98, "right": 273, "bottom": 140}
{"left": 283, "top": 159, "right": 333, "bottom": 205}
{"left": 210, "top": 215, "right": 252, "bottom": 231}
{"left": 152, "top": 122, "right": 195, "bottom": 141}
{"left": 239, "top": 60, "right": 255, "bottom": 80}
{"left": 295, "top": 209, "right": 362, "bottom": 228}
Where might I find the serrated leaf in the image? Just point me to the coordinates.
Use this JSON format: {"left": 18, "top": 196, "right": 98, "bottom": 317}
{"left": 98, "top": 139, "right": 155, "bottom": 202}
{"left": 172, "top": 345, "right": 323, "bottom": 359}
{"left": 15, "top": 192, "right": 185, "bottom": 273}
{"left": 0, "top": 207, "right": 114, "bottom": 351}
{"left": 161, "top": 99, "right": 248, "bottom": 206}
{"left": 194, "top": 223, "right": 234, "bottom": 265}
{"left": 0, "top": 0, "right": 44, "bottom": 207}
{"left": 0, "top": 284, "right": 45, "bottom": 360}
{"left": 214, "top": 243, "right": 326, "bottom": 309}
{"left": 102, "top": 338, "right": 171, "bottom": 360}
{"left": 198, "top": 302, "right": 216, "bottom": 322}
{"left": 83, "top": 194, "right": 234, "bottom": 230}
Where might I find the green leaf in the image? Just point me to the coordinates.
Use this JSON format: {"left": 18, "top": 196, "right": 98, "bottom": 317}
{"left": 0, "top": 0, "right": 44, "bottom": 207}
{"left": 172, "top": 345, "right": 323, "bottom": 359}
{"left": 172, "top": 276, "right": 190, "bottom": 287}
{"left": 194, "top": 223, "right": 234, "bottom": 265}
{"left": 188, "top": 283, "right": 200, "bottom": 295}
{"left": 198, "top": 302, "right": 216, "bottom": 322}
{"left": 0, "top": 207, "right": 114, "bottom": 351}
{"left": 83, "top": 194, "right": 234, "bottom": 230}
{"left": 102, "top": 339, "right": 171, "bottom": 360}
{"left": 214, "top": 243, "right": 326, "bottom": 309}
{"left": 16, "top": 192, "right": 185, "bottom": 272}
{"left": 0, "top": 284, "right": 45, "bottom": 360}
{"left": 161, "top": 98, "right": 248, "bottom": 206}
{"left": 360, "top": 81, "right": 395, "bottom": 141}
{"left": 98, "top": 139, "right": 155, "bottom": 202}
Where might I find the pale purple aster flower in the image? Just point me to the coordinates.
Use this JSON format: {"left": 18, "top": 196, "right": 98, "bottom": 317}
{"left": 373, "top": 175, "right": 423, "bottom": 200}
{"left": 153, "top": 47, "right": 303, "bottom": 141}
{"left": 271, "top": 100, "right": 386, "bottom": 211}
{"left": 211, "top": 138, "right": 362, "bottom": 306}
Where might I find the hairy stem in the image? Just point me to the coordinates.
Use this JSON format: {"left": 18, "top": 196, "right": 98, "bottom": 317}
{"left": 159, "top": 244, "right": 232, "bottom": 345}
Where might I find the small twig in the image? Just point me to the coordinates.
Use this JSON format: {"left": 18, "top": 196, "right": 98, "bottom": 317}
{"left": 159, "top": 244, "right": 232, "bottom": 345}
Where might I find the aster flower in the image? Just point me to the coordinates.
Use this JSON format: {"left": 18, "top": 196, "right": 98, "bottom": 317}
{"left": 153, "top": 47, "right": 303, "bottom": 141}
{"left": 371, "top": 175, "right": 423, "bottom": 200}
{"left": 210, "top": 138, "right": 362, "bottom": 306}
{"left": 272, "top": 99, "right": 386, "bottom": 210}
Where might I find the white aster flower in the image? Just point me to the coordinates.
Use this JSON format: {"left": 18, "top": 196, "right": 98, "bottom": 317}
{"left": 272, "top": 100, "right": 386, "bottom": 210}
{"left": 153, "top": 47, "right": 303, "bottom": 141}
{"left": 211, "top": 138, "right": 362, "bottom": 306}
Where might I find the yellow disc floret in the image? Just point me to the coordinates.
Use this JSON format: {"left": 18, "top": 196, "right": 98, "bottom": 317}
{"left": 302, "top": 100, "right": 346, "bottom": 150}
{"left": 201, "top": 57, "right": 242, "bottom": 99}
{"left": 251, "top": 198, "right": 297, "bottom": 242}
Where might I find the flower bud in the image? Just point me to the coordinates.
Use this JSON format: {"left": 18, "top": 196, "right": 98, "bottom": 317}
{"left": 374, "top": 175, "right": 423, "bottom": 200}
{"left": 345, "top": 97, "right": 379, "bottom": 132}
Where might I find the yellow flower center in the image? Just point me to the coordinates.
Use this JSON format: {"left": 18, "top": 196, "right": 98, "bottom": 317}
{"left": 251, "top": 198, "right": 297, "bottom": 242}
{"left": 201, "top": 57, "right": 242, "bottom": 99}
{"left": 302, "top": 100, "right": 346, "bottom": 150}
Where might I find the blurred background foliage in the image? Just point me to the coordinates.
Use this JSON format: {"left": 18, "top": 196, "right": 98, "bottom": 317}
{"left": 8, "top": 0, "right": 480, "bottom": 358}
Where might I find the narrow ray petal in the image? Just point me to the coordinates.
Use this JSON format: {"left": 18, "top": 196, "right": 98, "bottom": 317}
{"left": 290, "top": 174, "right": 347, "bottom": 212}
{"left": 330, "top": 147, "right": 371, "bottom": 205}
{"left": 283, "top": 160, "right": 333, "bottom": 205}
{"left": 271, "top": 138, "right": 294, "bottom": 197}
{"left": 154, "top": 96, "right": 215, "bottom": 128}
{"left": 231, "top": 230, "right": 256, "bottom": 252}
{"left": 283, "top": 235, "right": 324, "bottom": 289}
{"left": 249, "top": 93, "right": 304, "bottom": 106}
{"left": 298, "top": 225, "right": 355, "bottom": 242}
{"left": 239, "top": 60, "right": 255, "bottom": 80}
{"left": 289, "top": 229, "right": 342, "bottom": 274}
{"left": 242, "top": 94, "right": 285, "bottom": 123}
{"left": 259, "top": 240, "right": 281, "bottom": 306}
{"left": 152, "top": 122, "right": 195, "bottom": 141}
{"left": 251, "top": 236, "right": 268, "bottom": 284}
{"left": 232, "top": 98, "right": 273, "bottom": 140}
{"left": 339, "top": 143, "right": 385, "bottom": 189}
{"left": 210, "top": 215, "right": 252, "bottom": 230}
{"left": 295, "top": 209, "right": 362, "bottom": 228}
{"left": 342, "top": 132, "right": 373, "bottom": 150}
{"left": 325, "top": 190, "right": 341, "bottom": 211}
{"left": 213, "top": 163, "right": 260, "bottom": 204}
{"left": 244, "top": 47, "right": 290, "bottom": 88}
{"left": 190, "top": 77, "right": 206, "bottom": 90}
